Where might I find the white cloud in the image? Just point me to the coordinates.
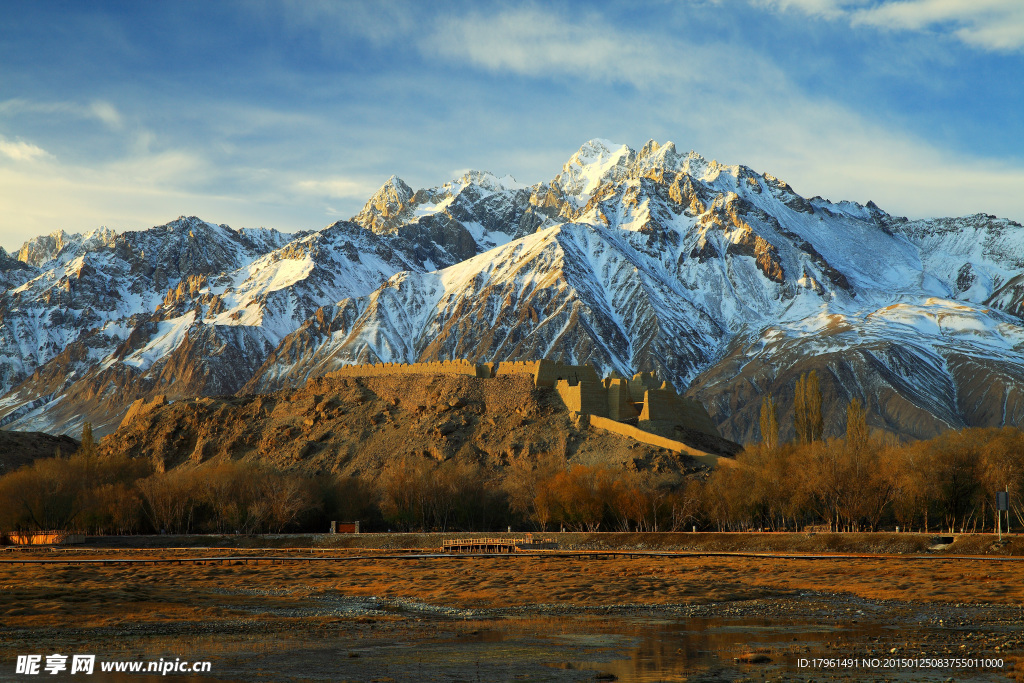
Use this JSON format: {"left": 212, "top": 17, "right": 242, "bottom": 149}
{"left": 0, "top": 139, "right": 373, "bottom": 249}
{"left": 752, "top": 0, "right": 855, "bottom": 19}
{"left": 257, "top": 0, "right": 417, "bottom": 48}
{"left": 0, "top": 136, "right": 51, "bottom": 162}
{"left": 415, "top": 4, "right": 1024, "bottom": 224}
{"left": 0, "top": 146, "right": 229, "bottom": 248}
{"left": 758, "top": 0, "right": 1024, "bottom": 52}
{"left": 688, "top": 94, "right": 1024, "bottom": 223}
{"left": 852, "top": 0, "right": 1024, "bottom": 52}
{"left": 422, "top": 7, "right": 710, "bottom": 88}
{"left": 294, "top": 177, "right": 377, "bottom": 198}
{"left": 0, "top": 98, "right": 125, "bottom": 128}
{"left": 88, "top": 100, "right": 124, "bottom": 129}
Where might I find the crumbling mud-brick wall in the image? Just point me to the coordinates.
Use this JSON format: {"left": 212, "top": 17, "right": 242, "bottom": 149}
{"left": 491, "top": 360, "right": 600, "bottom": 387}
{"left": 606, "top": 378, "right": 640, "bottom": 421}
{"left": 639, "top": 389, "right": 721, "bottom": 438}
{"left": 326, "top": 359, "right": 484, "bottom": 380}
{"left": 555, "top": 380, "right": 610, "bottom": 418}
{"left": 541, "top": 360, "right": 600, "bottom": 387}
{"left": 320, "top": 358, "right": 723, "bottom": 447}
{"left": 628, "top": 372, "right": 662, "bottom": 402}
{"left": 492, "top": 360, "right": 543, "bottom": 382}
{"left": 589, "top": 415, "right": 724, "bottom": 466}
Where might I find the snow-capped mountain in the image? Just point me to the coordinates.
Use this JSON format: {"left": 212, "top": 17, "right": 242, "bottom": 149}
{"left": 2, "top": 139, "right": 1022, "bottom": 442}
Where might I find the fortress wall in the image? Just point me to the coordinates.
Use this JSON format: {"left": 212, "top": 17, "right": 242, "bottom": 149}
{"left": 554, "top": 380, "right": 608, "bottom": 417}
{"left": 628, "top": 372, "right": 659, "bottom": 402}
{"left": 577, "top": 380, "right": 609, "bottom": 417}
{"left": 326, "top": 359, "right": 483, "bottom": 380}
{"left": 495, "top": 360, "right": 600, "bottom": 387}
{"left": 534, "top": 360, "right": 601, "bottom": 387}
{"left": 639, "top": 389, "right": 679, "bottom": 422}
{"left": 639, "top": 389, "right": 722, "bottom": 437}
{"left": 589, "top": 415, "right": 727, "bottom": 468}
{"left": 671, "top": 397, "right": 722, "bottom": 438}
{"left": 326, "top": 359, "right": 604, "bottom": 387}
{"left": 320, "top": 360, "right": 721, "bottom": 438}
{"left": 493, "top": 360, "right": 543, "bottom": 381}
{"left": 121, "top": 394, "right": 168, "bottom": 428}
{"left": 555, "top": 380, "right": 582, "bottom": 413}
{"left": 533, "top": 360, "right": 561, "bottom": 387}
{"left": 607, "top": 380, "right": 639, "bottom": 421}
{"left": 571, "top": 364, "right": 602, "bottom": 384}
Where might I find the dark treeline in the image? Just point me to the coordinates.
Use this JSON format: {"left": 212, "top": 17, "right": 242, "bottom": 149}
{"left": 709, "top": 425, "right": 1024, "bottom": 534}
{"left": 0, "top": 442, "right": 700, "bottom": 535}
{"left": 1, "top": 388, "right": 1023, "bottom": 536}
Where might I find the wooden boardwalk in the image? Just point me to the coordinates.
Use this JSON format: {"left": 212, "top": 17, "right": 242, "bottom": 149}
{"left": 441, "top": 535, "right": 558, "bottom": 553}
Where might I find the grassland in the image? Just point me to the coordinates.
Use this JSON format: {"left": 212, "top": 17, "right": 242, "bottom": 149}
{"left": 2, "top": 533, "right": 1023, "bottom": 681}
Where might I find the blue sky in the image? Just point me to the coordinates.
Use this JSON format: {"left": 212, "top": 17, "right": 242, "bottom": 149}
{"left": 1, "top": 0, "right": 1022, "bottom": 249}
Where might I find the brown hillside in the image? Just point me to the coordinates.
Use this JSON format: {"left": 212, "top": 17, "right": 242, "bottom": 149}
{"left": 0, "top": 429, "right": 80, "bottom": 474}
{"left": 100, "top": 374, "right": 733, "bottom": 476}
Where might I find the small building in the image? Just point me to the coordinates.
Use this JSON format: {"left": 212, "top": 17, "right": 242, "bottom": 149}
{"left": 2, "top": 531, "right": 85, "bottom": 546}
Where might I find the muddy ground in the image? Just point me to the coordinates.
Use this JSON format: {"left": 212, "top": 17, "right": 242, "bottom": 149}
{"left": 2, "top": 534, "right": 1023, "bottom": 682}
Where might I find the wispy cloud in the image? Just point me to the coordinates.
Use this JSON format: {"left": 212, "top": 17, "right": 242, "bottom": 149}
{"left": 752, "top": 0, "right": 858, "bottom": 20}
{"left": 87, "top": 100, "right": 123, "bottom": 129}
{"left": 294, "top": 177, "right": 378, "bottom": 199}
{"left": 415, "top": 3, "right": 1024, "bottom": 222}
{"left": 758, "top": 0, "right": 1024, "bottom": 52}
{"left": 0, "top": 98, "right": 126, "bottom": 129}
{"left": 253, "top": 0, "right": 417, "bottom": 48}
{"left": 421, "top": 7, "right": 719, "bottom": 88}
{"left": 0, "top": 135, "right": 51, "bottom": 162}
{"left": 852, "top": 0, "right": 1024, "bottom": 52}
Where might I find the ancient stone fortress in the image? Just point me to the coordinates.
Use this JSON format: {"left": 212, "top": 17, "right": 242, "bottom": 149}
{"left": 327, "top": 359, "right": 730, "bottom": 467}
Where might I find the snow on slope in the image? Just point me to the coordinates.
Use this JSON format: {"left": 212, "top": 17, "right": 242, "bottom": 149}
{"left": 245, "top": 138, "right": 1024, "bottom": 440}
{"left": 2, "top": 138, "right": 1024, "bottom": 441}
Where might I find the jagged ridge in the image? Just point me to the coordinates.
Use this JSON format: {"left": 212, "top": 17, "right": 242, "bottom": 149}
{"left": 0, "top": 139, "right": 1021, "bottom": 442}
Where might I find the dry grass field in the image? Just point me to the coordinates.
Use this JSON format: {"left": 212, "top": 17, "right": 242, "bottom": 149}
{"left": 3, "top": 535, "right": 1023, "bottom": 681}
{"left": 3, "top": 548, "right": 1024, "bottom": 627}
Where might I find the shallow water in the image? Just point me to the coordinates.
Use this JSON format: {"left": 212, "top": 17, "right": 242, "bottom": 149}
{"left": 5, "top": 609, "right": 1012, "bottom": 682}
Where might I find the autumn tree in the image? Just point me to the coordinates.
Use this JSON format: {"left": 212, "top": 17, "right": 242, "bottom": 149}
{"left": 79, "top": 422, "right": 97, "bottom": 457}
{"left": 760, "top": 395, "right": 779, "bottom": 451}
{"left": 0, "top": 449, "right": 150, "bottom": 533}
{"left": 0, "top": 457, "right": 81, "bottom": 531}
{"left": 609, "top": 470, "right": 679, "bottom": 532}
{"left": 794, "top": 371, "right": 824, "bottom": 444}
{"left": 316, "top": 475, "right": 381, "bottom": 531}
{"left": 845, "top": 398, "right": 869, "bottom": 451}
{"left": 927, "top": 431, "right": 984, "bottom": 533}
{"left": 503, "top": 451, "right": 564, "bottom": 530}
{"left": 542, "top": 465, "right": 616, "bottom": 532}
{"left": 137, "top": 469, "right": 201, "bottom": 534}
{"left": 976, "top": 428, "right": 1024, "bottom": 532}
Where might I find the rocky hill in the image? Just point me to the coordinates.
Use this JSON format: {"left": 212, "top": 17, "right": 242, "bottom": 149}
{"left": 101, "top": 373, "right": 727, "bottom": 476}
{"left": 0, "top": 138, "right": 1022, "bottom": 443}
{"left": 0, "top": 429, "right": 79, "bottom": 475}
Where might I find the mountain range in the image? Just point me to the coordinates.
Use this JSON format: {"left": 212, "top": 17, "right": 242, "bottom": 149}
{"left": 1, "top": 138, "right": 1021, "bottom": 444}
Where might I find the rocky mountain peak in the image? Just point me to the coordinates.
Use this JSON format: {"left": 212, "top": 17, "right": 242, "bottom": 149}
{"left": 1, "top": 138, "right": 1023, "bottom": 448}
{"left": 350, "top": 175, "right": 415, "bottom": 235}
{"left": 453, "top": 170, "right": 522, "bottom": 193}
{"left": 554, "top": 139, "right": 636, "bottom": 203}
{"left": 16, "top": 229, "right": 73, "bottom": 267}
